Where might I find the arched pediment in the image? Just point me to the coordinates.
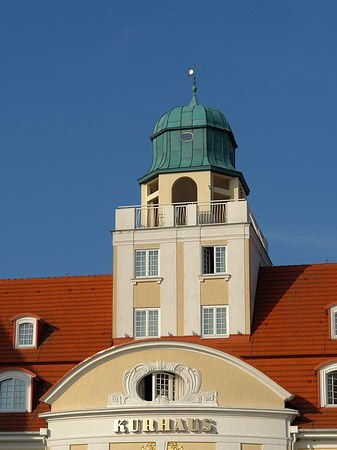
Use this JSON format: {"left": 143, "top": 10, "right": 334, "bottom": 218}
{"left": 42, "top": 341, "right": 292, "bottom": 412}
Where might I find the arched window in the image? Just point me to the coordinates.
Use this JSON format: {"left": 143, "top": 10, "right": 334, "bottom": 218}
{"left": 0, "top": 370, "right": 33, "bottom": 412}
{"left": 330, "top": 306, "right": 337, "bottom": 339}
{"left": 172, "top": 177, "right": 198, "bottom": 226}
{"left": 13, "top": 316, "right": 38, "bottom": 349}
{"left": 327, "top": 371, "right": 337, "bottom": 405}
{"left": 171, "top": 177, "right": 197, "bottom": 204}
{"left": 138, "top": 371, "right": 185, "bottom": 402}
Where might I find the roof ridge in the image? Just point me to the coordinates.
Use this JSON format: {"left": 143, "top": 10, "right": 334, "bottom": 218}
{"left": 0, "top": 273, "right": 113, "bottom": 282}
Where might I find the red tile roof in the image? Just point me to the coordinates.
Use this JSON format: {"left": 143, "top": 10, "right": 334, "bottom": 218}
{"left": 2, "top": 264, "right": 337, "bottom": 431}
{"left": 0, "top": 274, "right": 113, "bottom": 431}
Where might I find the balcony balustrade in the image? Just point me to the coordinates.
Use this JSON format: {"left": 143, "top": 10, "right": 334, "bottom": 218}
{"left": 115, "top": 199, "right": 267, "bottom": 250}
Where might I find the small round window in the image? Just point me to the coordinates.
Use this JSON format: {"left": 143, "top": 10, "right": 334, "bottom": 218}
{"left": 180, "top": 132, "right": 193, "bottom": 142}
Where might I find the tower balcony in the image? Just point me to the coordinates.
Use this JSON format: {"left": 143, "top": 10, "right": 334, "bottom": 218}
{"left": 115, "top": 199, "right": 268, "bottom": 251}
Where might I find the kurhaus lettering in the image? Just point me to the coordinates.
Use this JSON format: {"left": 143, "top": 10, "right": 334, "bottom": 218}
{"left": 113, "top": 418, "right": 212, "bottom": 434}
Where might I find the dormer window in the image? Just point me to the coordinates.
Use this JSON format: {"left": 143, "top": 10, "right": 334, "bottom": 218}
{"left": 331, "top": 306, "right": 337, "bottom": 339}
{"left": 15, "top": 317, "right": 37, "bottom": 348}
{"left": 319, "top": 362, "right": 337, "bottom": 407}
{"left": 11, "top": 315, "right": 44, "bottom": 349}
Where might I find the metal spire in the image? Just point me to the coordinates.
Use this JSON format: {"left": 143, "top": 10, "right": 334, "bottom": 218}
{"left": 186, "top": 64, "right": 201, "bottom": 106}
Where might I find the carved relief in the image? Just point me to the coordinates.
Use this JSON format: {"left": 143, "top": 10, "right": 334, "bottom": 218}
{"left": 168, "top": 444, "right": 184, "bottom": 450}
{"left": 108, "top": 361, "right": 217, "bottom": 406}
{"left": 141, "top": 444, "right": 156, "bottom": 450}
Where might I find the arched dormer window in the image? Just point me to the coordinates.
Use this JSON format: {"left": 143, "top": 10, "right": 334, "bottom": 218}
{"left": 319, "top": 362, "right": 337, "bottom": 407}
{"left": 0, "top": 370, "right": 34, "bottom": 412}
{"left": 330, "top": 306, "right": 337, "bottom": 339}
{"left": 11, "top": 314, "right": 44, "bottom": 349}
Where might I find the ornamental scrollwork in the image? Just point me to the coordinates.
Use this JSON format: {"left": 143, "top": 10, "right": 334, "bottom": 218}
{"left": 107, "top": 360, "right": 217, "bottom": 406}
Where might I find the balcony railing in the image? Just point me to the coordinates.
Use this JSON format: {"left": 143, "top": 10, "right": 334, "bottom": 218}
{"left": 116, "top": 199, "right": 268, "bottom": 250}
{"left": 133, "top": 201, "right": 228, "bottom": 228}
{"left": 136, "top": 205, "right": 164, "bottom": 228}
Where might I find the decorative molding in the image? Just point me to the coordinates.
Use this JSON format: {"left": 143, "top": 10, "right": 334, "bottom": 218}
{"left": 199, "top": 273, "right": 231, "bottom": 282}
{"left": 131, "top": 277, "right": 163, "bottom": 285}
{"left": 108, "top": 360, "right": 217, "bottom": 407}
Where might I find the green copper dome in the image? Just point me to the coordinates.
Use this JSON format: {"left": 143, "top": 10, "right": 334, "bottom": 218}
{"left": 152, "top": 104, "right": 235, "bottom": 140}
{"left": 138, "top": 100, "right": 249, "bottom": 194}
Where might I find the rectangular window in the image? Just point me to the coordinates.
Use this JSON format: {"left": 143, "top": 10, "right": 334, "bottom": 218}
{"left": 135, "top": 249, "right": 159, "bottom": 277}
{"left": 134, "top": 309, "right": 160, "bottom": 338}
{"left": 203, "top": 246, "right": 226, "bottom": 274}
{"left": 202, "top": 306, "right": 228, "bottom": 337}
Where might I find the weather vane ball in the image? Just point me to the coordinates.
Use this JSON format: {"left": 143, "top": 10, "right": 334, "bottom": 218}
{"left": 185, "top": 65, "right": 201, "bottom": 106}
{"left": 185, "top": 64, "right": 202, "bottom": 78}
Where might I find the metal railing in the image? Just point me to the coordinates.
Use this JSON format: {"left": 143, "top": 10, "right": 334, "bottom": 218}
{"left": 248, "top": 208, "right": 268, "bottom": 251}
{"left": 197, "top": 201, "right": 226, "bottom": 225}
{"left": 136, "top": 205, "right": 164, "bottom": 228}
{"left": 174, "top": 204, "right": 187, "bottom": 226}
{"left": 134, "top": 200, "right": 228, "bottom": 228}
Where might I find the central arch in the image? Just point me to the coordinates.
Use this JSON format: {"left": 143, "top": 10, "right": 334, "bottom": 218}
{"left": 171, "top": 177, "right": 197, "bottom": 204}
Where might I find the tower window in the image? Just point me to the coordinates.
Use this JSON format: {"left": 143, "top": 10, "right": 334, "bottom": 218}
{"left": 135, "top": 249, "right": 159, "bottom": 277}
{"left": 202, "top": 306, "right": 228, "bottom": 338}
{"left": 134, "top": 308, "right": 160, "bottom": 338}
{"left": 202, "top": 246, "right": 226, "bottom": 274}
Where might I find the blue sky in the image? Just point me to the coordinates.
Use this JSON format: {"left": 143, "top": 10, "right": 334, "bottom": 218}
{"left": 1, "top": 0, "right": 336, "bottom": 278}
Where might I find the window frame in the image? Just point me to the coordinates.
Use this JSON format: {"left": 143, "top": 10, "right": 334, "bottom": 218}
{"left": 320, "top": 362, "right": 337, "bottom": 407}
{"left": 0, "top": 370, "right": 33, "bottom": 412}
{"left": 135, "top": 249, "right": 159, "bottom": 279}
{"left": 330, "top": 306, "right": 337, "bottom": 339}
{"left": 138, "top": 371, "right": 176, "bottom": 401}
{"left": 14, "top": 317, "right": 37, "bottom": 349}
{"left": 201, "top": 305, "right": 229, "bottom": 338}
{"left": 201, "top": 245, "right": 227, "bottom": 276}
{"left": 134, "top": 308, "right": 160, "bottom": 339}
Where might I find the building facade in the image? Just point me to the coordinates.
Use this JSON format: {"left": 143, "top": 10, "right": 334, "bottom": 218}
{"left": 1, "top": 84, "right": 337, "bottom": 450}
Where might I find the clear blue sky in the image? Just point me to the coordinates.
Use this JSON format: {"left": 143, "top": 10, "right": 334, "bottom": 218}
{"left": 1, "top": 0, "right": 336, "bottom": 279}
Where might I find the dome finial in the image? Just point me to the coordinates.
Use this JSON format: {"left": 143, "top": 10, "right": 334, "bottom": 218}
{"left": 186, "top": 64, "right": 201, "bottom": 106}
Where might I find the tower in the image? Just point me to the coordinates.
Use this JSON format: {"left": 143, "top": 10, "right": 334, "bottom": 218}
{"left": 113, "top": 76, "right": 271, "bottom": 341}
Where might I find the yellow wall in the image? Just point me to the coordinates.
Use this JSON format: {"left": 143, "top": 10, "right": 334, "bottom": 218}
{"left": 52, "top": 348, "right": 285, "bottom": 411}
{"left": 200, "top": 279, "right": 229, "bottom": 305}
{"left": 172, "top": 444, "right": 216, "bottom": 450}
{"left": 109, "top": 445, "right": 215, "bottom": 450}
{"left": 134, "top": 282, "right": 160, "bottom": 307}
{"left": 241, "top": 445, "right": 262, "bottom": 450}
{"left": 157, "top": 171, "right": 212, "bottom": 205}
{"left": 70, "top": 446, "right": 88, "bottom": 450}
{"left": 110, "top": 444, "right": 149, "bottom": 450}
